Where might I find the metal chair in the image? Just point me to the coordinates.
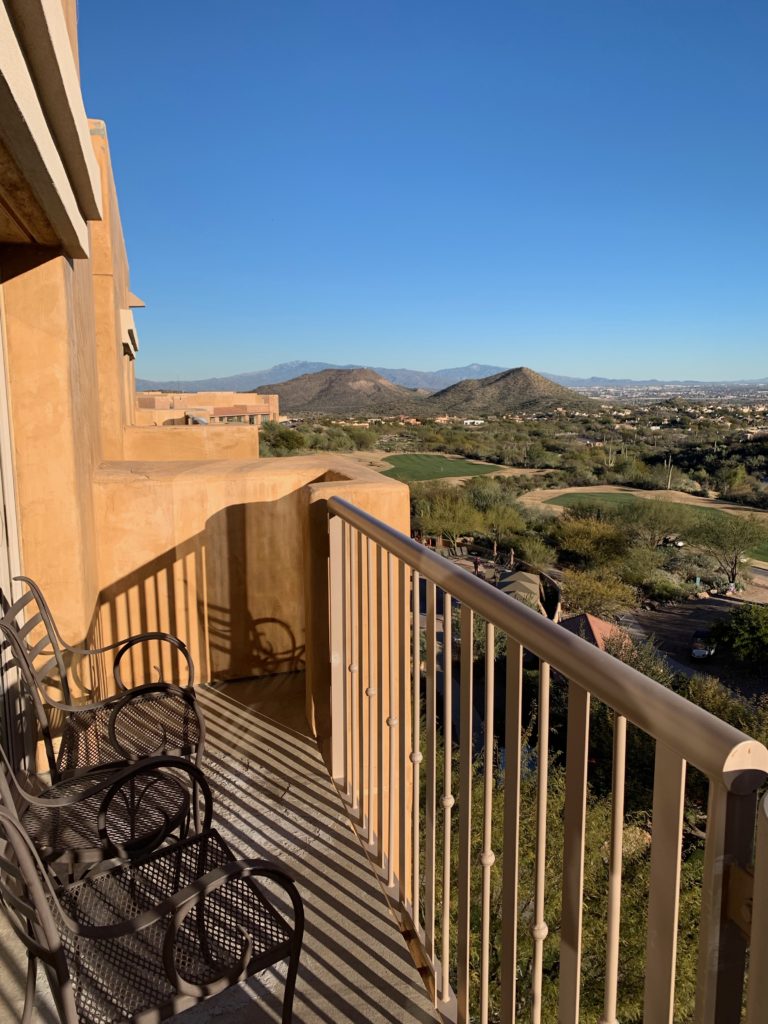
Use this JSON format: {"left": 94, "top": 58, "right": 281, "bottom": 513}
{"left": 0, "top": 576, "right": 205, "bottom": 782}
{"left": 0, "top": 759, "right": 304, "bottom": 1024}
{"left": 0, "top": 745, "right": 206, "bottom": 873}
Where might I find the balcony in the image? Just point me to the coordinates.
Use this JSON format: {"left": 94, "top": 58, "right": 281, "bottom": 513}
{"left": 3, "top": 496, "right": 768, "bottom": 1023}
{"left": 0, "top": 672, "right": 439, "bottom": 1024}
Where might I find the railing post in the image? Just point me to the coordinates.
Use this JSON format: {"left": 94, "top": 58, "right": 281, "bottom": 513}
{"left": 440, "top": 593, "right": 454, "bottom": 1006}
{"left": 456, "top": 602, "right": 474, "bottom": 1024}
{"left": 424, "top": 581, "right": 438, "bottom": 982}
{"left": 328, "top": 514, "right": 344, "bottom": 782}
{"left": 386, "top": 551, "right": 398, "bottom": 890}
{"left": 398, "top": 559, "right": 412, "bottom": 924}
{"left": 500, "top": 638, "right": 523, "bottom": 1024}
{"left": 366, "top": 537, "right": 378, "bottom": 845}
{"left": 411, "top": 570, "right": 422, "bottom": 928}
{"left": 644, "top": 743, "right": 686, "bottom": 1024}
{"left": 746, "top": 793, "right": 768, "bottom": 1022}
{"left": 479, "top": 622, "right": 496, "bottom": 1024}
{"left": 600, "top": 712, "right": 626, "bottom": 1024}
{"left": 695, "top": 782, "right": 758, "bottom": 1024}
{"left": 531, "top": 660, "right": 550, "bottom": 1024}
{"left": 558, "top": 680, "right": 590, "bottom": 1024}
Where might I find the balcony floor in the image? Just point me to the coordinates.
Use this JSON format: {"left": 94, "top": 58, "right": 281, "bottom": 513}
{"left": 0, "top": 673, "right": 438, "bottom": 1023}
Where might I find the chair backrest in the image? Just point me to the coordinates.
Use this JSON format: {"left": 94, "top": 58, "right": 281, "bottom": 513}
{"left": 0, "top": 577, "right": 72, "bottom": 704}
{"left": 0, "top": 609, "right": 60, "bottom": 778}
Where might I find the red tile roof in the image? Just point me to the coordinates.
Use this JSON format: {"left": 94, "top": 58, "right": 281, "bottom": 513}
{"left": 560, "top": 613, "right": 622, "bottom": 651}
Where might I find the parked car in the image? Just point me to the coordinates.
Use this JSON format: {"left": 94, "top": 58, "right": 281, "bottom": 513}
{"left": 691, "top": 630, "right": 717, "bottom": 658}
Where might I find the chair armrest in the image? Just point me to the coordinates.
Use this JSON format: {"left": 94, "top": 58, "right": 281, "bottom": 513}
{"left": 113, "top": 633, "right": 195, "bottom": 691}
{"left": 31, "top": 678, "right": 191, "bottom": 716}
{"left": 5, "top": 751, "right": 209, "bottom": 819}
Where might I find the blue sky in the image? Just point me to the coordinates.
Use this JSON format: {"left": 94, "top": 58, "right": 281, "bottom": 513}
{"left": 79, "top": 1, "right": 768, "bottom": 381}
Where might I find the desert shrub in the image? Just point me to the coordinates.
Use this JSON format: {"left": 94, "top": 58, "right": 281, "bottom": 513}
{"left": 713, "top": 603, "right": 768, "bottom": 666}
{"left": 642, "top": 572, "right": 691, "bottom": 604}
{"left": 561, "top": 569, "right": 637, "bottom": 618}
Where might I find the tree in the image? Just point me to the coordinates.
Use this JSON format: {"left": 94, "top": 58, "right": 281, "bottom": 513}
{"left": 516, "top": 534, "right": 556, "bottom": 572}
{"left": 603, "top": 631, "right": 675, "bottom": 688}
{"left": 617, "top": 499, "right": 693, "bottom": 550}
{"left": 464, "top": 476, "right": 503, "bottom": 513}
{"left": 429, "top": 733, "right": 703, "bottom": 1023}
{"left": 689, "top": 512, "right": 768, "bottom": 585}
{"left": 482, "top": 502, "right": 525, "bottom": 558}
{"left": 715, "top": 461, "right": 750, "bottom": 499}
{"left": 713, "top": 603, "right": 768, "bottom": 665}
{"left": 419, "top": 487, "right": 482, "bottom": 553}
{"left": 554, "top": 513, "right": 629, "bottom": 569}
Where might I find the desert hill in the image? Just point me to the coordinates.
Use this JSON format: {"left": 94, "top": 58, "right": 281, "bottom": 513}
{"left": 427, "top": 367, "right": 593, "bottom": 415}
{"left": 251, "top": 367, "right": 425, "bottom": 415}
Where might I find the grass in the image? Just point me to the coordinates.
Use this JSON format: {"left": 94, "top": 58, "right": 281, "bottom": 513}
{"left": 545, "top": 491, "right": 768, "bottom": 561}
{"left": 381, "top": 453, "right": 498, "bottom": 483}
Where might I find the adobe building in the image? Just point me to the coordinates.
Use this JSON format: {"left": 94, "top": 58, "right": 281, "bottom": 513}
{"left": 136, "top": 390, "right": 280, "bottom": 428}
{"left": 0, "top": 0, "right": 408, "bottom": 744}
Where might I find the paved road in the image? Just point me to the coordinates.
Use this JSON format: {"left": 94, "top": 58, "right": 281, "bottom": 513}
{"left": 622, "top": 596, "right": 767, "bottom": 695}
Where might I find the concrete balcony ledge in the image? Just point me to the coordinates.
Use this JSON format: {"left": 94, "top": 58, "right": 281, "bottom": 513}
{"left": 0, "top": 674, "right": 438, "bottom": 1023}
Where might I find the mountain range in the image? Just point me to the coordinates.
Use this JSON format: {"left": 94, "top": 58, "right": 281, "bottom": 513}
{"left": 136, "top": 360, "right": 768, "bottom": 394}
{"left": 136, "top": 361, "right": 506, "bottom": 394}
{"left": 250, "top": 366, "right": 593, "bottom": 416}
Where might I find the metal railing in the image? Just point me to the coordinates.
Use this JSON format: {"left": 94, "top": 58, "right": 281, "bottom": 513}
{"left": 327, "top": 496, "right": 768, "bottom": 1024}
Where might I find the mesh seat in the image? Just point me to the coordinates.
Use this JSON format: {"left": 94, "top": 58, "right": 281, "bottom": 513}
{"left": 21, "top": 765, "right": 191, "bottom": 866}
{"left": 56, "top": 688, "right": 202, "bottom": 775}
{"left": 53, "top": 830, "right": 296, "bottom": 1024}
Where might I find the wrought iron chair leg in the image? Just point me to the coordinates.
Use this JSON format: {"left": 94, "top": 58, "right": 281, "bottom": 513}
{"left": 20, "top": 953, "right": 36, "bottom": 1024}
{"left": 282, "top": 943, "right": 301, "bottom": 1023}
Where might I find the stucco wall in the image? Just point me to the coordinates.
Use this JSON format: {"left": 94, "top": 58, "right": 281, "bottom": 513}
{"left": 0, "top": 253, "right": 102, "bottom": 643}
{"left": 123, "top": 425, "right": 262, "bottom": 461}
{"left": 91, "top": 455, "right": 409, "bottom": 738}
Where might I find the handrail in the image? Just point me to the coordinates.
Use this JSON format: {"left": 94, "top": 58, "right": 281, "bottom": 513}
{"left": 328, "top": 496, "right": 768, "bottom": 790}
